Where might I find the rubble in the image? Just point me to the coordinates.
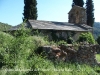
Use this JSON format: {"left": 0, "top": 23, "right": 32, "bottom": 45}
{"left": 39, "top": 44, "right": 100, "bottom": 65}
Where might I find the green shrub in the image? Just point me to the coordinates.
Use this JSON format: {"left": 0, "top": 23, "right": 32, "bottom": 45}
{"left": 78, "top": 32, "right": 95, "bottom": 44}
{"left": 0, "top": 31, "right": 14, "bottom": 68}
{"left": 87, "top": 32, "right": 95, "bottom": 44}
{"left": 78, "top": 33, "right": 87, "bottom": 42}
{"left": 67, "top": 37, "right": 74, "bottom": 44}
{"left": 0, "top": 25, "right": 50, "bottom": 69}
{"left": 0, "top": 27, "right": 100, "bottom": 75}
{"left": 57, "top": 40, "right": 67, "bottom": 46}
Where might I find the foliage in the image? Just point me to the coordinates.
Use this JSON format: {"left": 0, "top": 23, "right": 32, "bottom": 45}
{"left": 50, "top": 30, "right": 59, "bottom": 41}
{"left": 0, "top": 22, "right": 12, "bottom": 31}
{"left": 0, "top": 27, "right": 100, "bottom": 75}
{"left": 0, "top": 32, "right": 14, "bottom": 68}
{"left": 14, "top": 23, "right": 32, "bottom": 37}
{"left": 0, "top": 26, "right": 49, "bottom": 68}
{"left": 67, "top": 37, "right": 74, "bottom": 44}
{"left": 78, "top": 32, "right": 95, "bottom": 44}
{"left": 57, "top": 40, "right": 67, "bottom": 46}
{"left": 86, "top": 0, "right": 94, "bottom": 27}
{"left": 23, "top": 0, "right": 38, "bottom": 21}
{"left": 96, "top": 54, "right": 100, "bottom": 62}
{"left": 72, "top": 0, "right": 84, "bottom": 7}
{"left": 97, "top": 36, "right": 100, "bottom": 45}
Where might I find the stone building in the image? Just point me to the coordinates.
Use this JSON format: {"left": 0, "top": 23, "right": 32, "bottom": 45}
{"left": 9, "top": 5, "right": 92, "bottom": 41}
{"left": 68, "top": 5, "right": 87, "bottom": 24}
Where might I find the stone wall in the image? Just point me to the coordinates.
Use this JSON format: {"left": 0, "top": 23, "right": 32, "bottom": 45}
{"left": 76, "top": 45, "right": 97, "bottom": 65}
{"left": 39, "top": 44, "right": 100, "bottom": 66}
{"left": 39, "top": 30, "right": 84, "bottom": 42}
{"left": 68, "top": 5, "right": 87, "bottom": 24}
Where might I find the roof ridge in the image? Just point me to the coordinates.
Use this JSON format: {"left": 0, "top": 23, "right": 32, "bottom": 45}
{"left": 28, "top": 19, "right": 67, "bottom": 23}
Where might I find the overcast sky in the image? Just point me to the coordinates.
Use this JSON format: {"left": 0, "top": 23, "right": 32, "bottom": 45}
{"left": 0, "top": 0, "right": 99, "bottom": 26}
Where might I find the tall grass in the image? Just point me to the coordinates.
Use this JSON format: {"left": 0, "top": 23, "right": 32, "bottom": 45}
{"left": 0, "top": 27, "right": 100, "bottom": 75}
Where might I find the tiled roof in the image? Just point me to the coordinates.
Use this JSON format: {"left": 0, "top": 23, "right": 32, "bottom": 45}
{"left": 9, "top": 20, "right": 92, "bottom": 32}
{"left": 9, "top": 24, "right": 21, "bottom": 31}
{"left": 9, "top": 23, "right": 27, "bottom": 31}
{"left": 28, "top": 20, "right": 92, "bottom": 32}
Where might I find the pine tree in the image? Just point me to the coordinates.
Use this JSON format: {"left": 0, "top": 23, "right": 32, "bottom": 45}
{"left": 86, "top": 0, "right": 94, "bottom": 27}
{"left": 72, "top": 0, "right": 84, "bottom": 7}
{"left": 23, "top": 0, "right": 38, "bottom": 21}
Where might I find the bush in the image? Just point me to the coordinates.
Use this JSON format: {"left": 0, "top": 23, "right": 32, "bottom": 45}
{"left": 0, "top": 25, "right": 50, "bottom": 69}
{"left": 67, "top": 37, "right": 73, "bottom": 44}
{"left": 57, "top": 40, "right": 67, "bottom": 46}
{"left": 0, "top": 27, "right": 100, "bottom": 75}
{"left": 0, "top": 31, "right": 14, "bottom": 68}
{"left": 78, "top": 32, "right": 95, "bottom": 44}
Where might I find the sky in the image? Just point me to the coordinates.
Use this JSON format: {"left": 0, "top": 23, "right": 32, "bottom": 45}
{"left": 0, "top": 0, "right": 100, "bottom": 26}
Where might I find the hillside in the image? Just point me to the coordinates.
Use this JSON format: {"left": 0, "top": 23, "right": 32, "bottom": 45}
{"left": 0, "top": 22, "right": 12, "bottom": 31}
{"left": 93, "top": 22, "right": 100, "bottom": 39}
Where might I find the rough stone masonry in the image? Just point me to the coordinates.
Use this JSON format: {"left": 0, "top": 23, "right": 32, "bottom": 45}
{"left": 76, "top": 45, "right": 97, "bottom": 65}
{"left": 39, "top": 44, "right": 100, "bottom": 66}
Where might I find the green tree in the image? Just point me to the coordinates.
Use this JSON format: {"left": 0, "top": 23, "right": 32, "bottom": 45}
{"left": 23, "top": 0, "right": 38, "bottom": 21}
{"left": 86, "top": 0, "right": 94, "bottom": 27}
{"left": 72, "top": 0, "right": 84, "bottom": 7}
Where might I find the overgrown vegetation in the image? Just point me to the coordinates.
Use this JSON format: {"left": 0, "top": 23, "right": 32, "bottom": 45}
{"left": 77, "top": 32, "right": 95, "bottom": 44}
{"left": 0, "top": 22, "right": 12, "bottom": 31}
{"left": 0, "top": 25, "right": 100, "bottom": 75}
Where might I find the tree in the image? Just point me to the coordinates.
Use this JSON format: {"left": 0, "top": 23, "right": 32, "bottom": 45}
{"left": 72, "top": 0, "right": 84, "bottom": 7}
{"left": 86, "top": 0, "right": 94, "bottom": 27}
{"left": 23, "top": 0, "right": 38, "bottom": 21}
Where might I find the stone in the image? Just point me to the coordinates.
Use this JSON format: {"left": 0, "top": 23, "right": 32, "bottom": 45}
{"left": 39, "top": 44, "right": 100, "bottom": 66}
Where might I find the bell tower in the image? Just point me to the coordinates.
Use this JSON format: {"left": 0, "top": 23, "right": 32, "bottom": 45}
{"left": 68, "top": 5, "right": 87, "bottom": 24}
